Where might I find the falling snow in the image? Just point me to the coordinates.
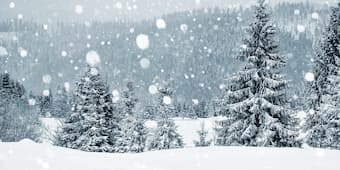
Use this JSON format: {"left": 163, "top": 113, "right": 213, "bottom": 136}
{"left": 136, "top": 34, "right": 150, "bottom": 50}
{"left": 163, "top": 96, "right": 172, "bottom": 105}
{"left": 304, "top": 72, "right": 315, "bottom": 82}
{"left": 0, "top": 46, "right": 8, "bottom": 56}
{"left": 156, "top": 18, "right": 167, "bottom": 29}
{"left": 86, "top": 51, "right": 101, "bottom": 67}
{"left": 140, "top": 58, "right": 151, "bottom": 69}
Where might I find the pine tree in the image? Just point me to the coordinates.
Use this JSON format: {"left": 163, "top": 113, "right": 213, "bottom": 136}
{"left": 0, "top": 73, "right": 41, "bottom": 142}
{"left": 52, "top": 85, "right": 71, "bottom": 118}
{"left": 117, "top": 81, "right": 148, "bottom": 153}
{"left": 39, "top": 88, "right": 53, "bottom": 117}
{"left": 216, "top": 0, "right": 300, "bottom": 147}
{"left": 121, "top": 82, "right": 138, "bottom": 116}
{"left": 55, "top": 67, "right": 123, "bottom": 152}
{"left": 149, "top": 81, "right": 184, "bottom": 150}
{"left": 194, "top": 122, "right": 212, "bottom": 147}
{"left": 304, "top": 3, "right": 340, "bottom": 149}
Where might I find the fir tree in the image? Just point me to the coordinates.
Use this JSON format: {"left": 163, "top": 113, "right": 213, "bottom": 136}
{"left": 194, "top": 122, "right": 212, "bottom": 147}
{"left": 304, "top": 3, "right": 340, "bottom": 149}
{"left": 0, "top": 73, "right": 41, "bottom": 142}
{"left": 149, "top": 81, "right": 184, "bottom": 150}
{"left": 55, "top": 67, "right": 123, "bottom": 152}
{"left": 121, "top": 82, "right": 138, "bottom": 116}
{"left": 52, "top": 85, "right": 71, "bottom": 118}
{"left": 216, "top": 0, "right": 300, "bottom": 147}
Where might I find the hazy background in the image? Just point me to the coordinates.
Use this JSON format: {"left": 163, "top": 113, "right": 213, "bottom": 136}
{"left": 0, "top": 0, "right": 336, "bottom": 22}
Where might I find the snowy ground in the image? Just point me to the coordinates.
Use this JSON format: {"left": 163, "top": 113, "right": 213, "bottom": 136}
{"left": 1, "top": 139, "right": 340, "bottom": 170}
{"left": 41, "top": 117, "right": 225, "bottom": 146}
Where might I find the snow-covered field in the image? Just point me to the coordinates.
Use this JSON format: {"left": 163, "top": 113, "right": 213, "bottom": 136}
{"left": 0, "top": 118, "right": 337, "bottom": 170}
{"left": 41, "top": 117, "right": 224, "bottom": 146}
{"left": 1, "top": 139, "right": 340, "bottom": 170}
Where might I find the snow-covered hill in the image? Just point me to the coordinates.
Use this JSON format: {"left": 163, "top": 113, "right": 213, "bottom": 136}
{"left": 0, "top": 139, "right": 339, "bottom": 170}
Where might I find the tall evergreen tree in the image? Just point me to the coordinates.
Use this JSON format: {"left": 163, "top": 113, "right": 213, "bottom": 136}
{"left": 216, "top": 0, "right": 300, "bottom": 147}
{"left": 55, "top": 67, "right": 123, "bottom": 152}
{"left": 149, "top": 81, "right": 184, "bottom": 150}
{"left": 304, "top": 3, "right": 340, "bottom": 149}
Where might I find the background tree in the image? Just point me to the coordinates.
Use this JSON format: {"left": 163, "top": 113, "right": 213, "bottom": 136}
{"left": 0, "top": 73, "right": 41, "bottom": 142}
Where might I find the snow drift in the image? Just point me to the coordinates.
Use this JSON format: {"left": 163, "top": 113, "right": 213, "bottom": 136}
{"left": 0, "top": 139, "right": 340, "bottom": 170}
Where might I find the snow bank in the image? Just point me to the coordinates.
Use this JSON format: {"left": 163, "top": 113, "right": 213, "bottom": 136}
{"left": 0, "top": 140, "right": 339, "bottom": 170}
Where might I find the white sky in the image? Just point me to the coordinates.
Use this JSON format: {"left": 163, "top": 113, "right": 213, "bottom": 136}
{"left": 0, "top": 0, "right": 337, "bottom": 22}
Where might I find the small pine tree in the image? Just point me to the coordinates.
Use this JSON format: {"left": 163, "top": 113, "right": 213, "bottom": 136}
{"left": 216, "top": 0, "right": 301, "bottom": 147}
{"left": 55, "top": 67, "right": 123, "bottom": 152}
{"left": 116, "top": 81, "right": 148, "bottom": 153}
{"left": 122, "top": 116, "right": 148, "bottom": 153}
{"left": 149, "top": 81, "right": 184, "bottom": 150}
{"left": 194, "top": 122, "right": 211, "bottom": 147}
{"left": 52, "top": 85, "right": 71, "bottom": 118}
{"left": 121, "top": 82, "right": 138, "bottom": 116}
{"left": 304, "top": 3, "right": 340, "bottom": 149}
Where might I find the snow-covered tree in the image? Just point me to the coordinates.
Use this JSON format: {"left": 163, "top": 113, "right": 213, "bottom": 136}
{"left": 216, "top": 0, "right": 301, "bottom": 147}
{"left": 38, "top": 88, "right": 53, "bottom": 117}
{"left": 52, "top": 85, "right": 72, "bottom": 118}
{"left": 304, "top": 3, "right": 340, "bottom": 149}
{"left": 149, "top": 81, "right": 184, "bottom": 150}
{"left": 55, "top": 67, "right": 124, "bottom": 152}
{"left": 119, "top": 116, "right": 148, "bottom": 153}
{"left": 121, "top": 82, "right": 138, "bottom": 116}
{"left": 0, "top": 73, "right": 41, "bottom": 142}
{"left": 194, "top": 122, "right": 212, "bottom": 147}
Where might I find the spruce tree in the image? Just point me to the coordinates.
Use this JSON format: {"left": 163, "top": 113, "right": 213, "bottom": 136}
{"left": 55, "top": 67, "right": 123, "bottom": 152}
{"left": 117, "top": 82, "right": 148, "bottom": 153}
{"left": 0, "top": 73, "right": 41, "bottom": 142}
{"left": 149, "top": 81, "right": 184, "bottom": 150}
{"left": 52, "top": 85, "right": 71, "bottom": 118}
{"left": 194, "top": 122, "right": 212, "bottom": 147}
{"left": 304, "top": 3, "right": 340, "bottom": 149}
{"left": 216, "top": 0, "right": 300, "bottom": 147}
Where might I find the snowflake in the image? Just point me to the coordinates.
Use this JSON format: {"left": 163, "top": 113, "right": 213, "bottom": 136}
{"left": 42, "top": 75, "right": 52, "bottom": 84}
{"left": 19, "top": 48, "right": 28, "bottom": 58}
{"left": 42, "top": 90, "right": 50, "bottom": 96}
{"left": 156, "top": 18, "right": 167, "bottom": 29}
{"left": 61, "top": 50, "right": 67, "bottom": 57}
{"left": 304, "top": 72, "right": 315, "bottom": 82}
{"left": 17, "top": 14, "right": 23, "bottom": 20}
{"left": 297, "top": 25, "right": 306, "bottom": 33}
{"left": 180, "top": 24, "right": 188, "bottom": 33}
{"left": 294, "top": 9, "right": 300, "bottom": 15}
{"left": 311, "top": 12, "right": 319, "bottom": 20}
{"left": 75, "top": 5, "right": 84, "bottom": 15}
{"left": 9, "top": 2, "right": 15, "bottom": 8}
{"left": 140, "top": 58, "right": 151, "bottom": 69}
{"left": 0, "top": 46, "right": 8, "bottom": 57}
{"left": 28, "top": 99, "right": 36, "bottom": 106}
{"left": 163, "top": 96, "right": 172, "bottom": 105}
{"left": 136, "top": 34, "right": 149, "bottom": 50}
{"left": 64, "top": 82, "right": 70, "bottom": 92}
{"left": 148, "top": 85, "right": 158, "bottom": 95}
{"left": 86, "top": 51, "right": 101, "bottom": 67}
{"left": 112, "top": 90, "right": 120, "bottom": 103}
{"left": 192, "top": 99, "right": 199, "bottom": 105}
